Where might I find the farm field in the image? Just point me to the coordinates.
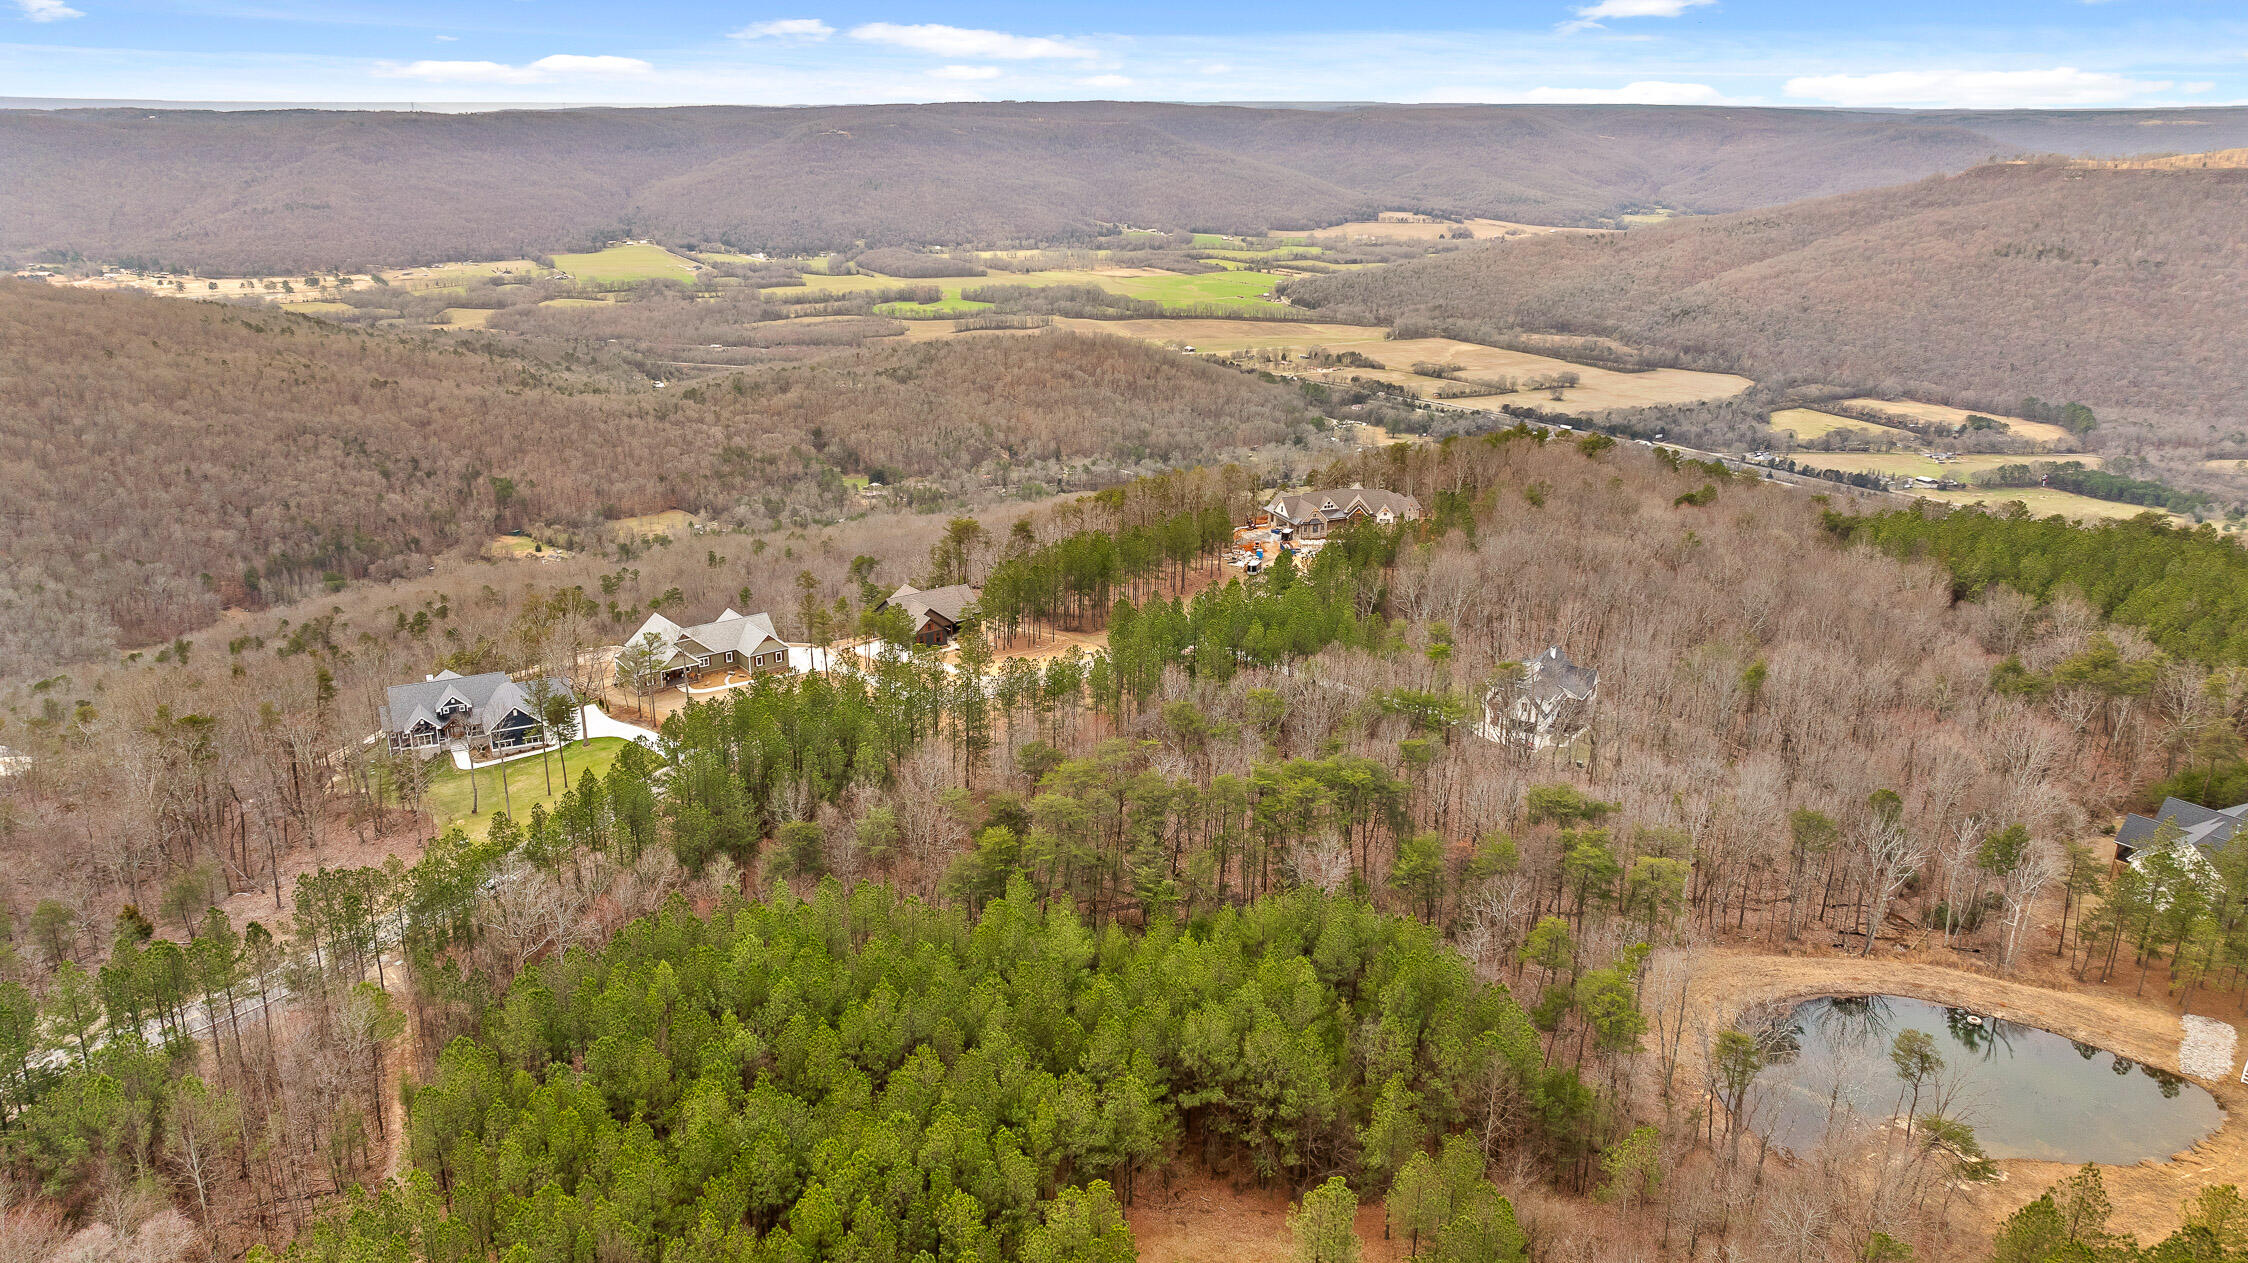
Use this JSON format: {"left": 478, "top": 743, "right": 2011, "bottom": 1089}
{"left": 1300, "top": 216, "right": 1605, "bottom": 242}
{"left": 1787, "top": 451, "right": 2105, "bottom": 480}
{"left": 63, "top": 270, "right": 380, "bottom": 302}
{"left": 873, "top": 294, "right": 992, "bottom": 317}
{"left": 1792, "top": 450, "right": 2108, "bottom": 479}
{"left": 1101, "top": 269, "right": 1285, "bottom": 310}
{"left": 440, "top": 306, "right": 496, "bottom": 327}
{"left": 1769, "top": 407, "right": 1913, "bottom": 443}
{"left": 776, "top": 266, "right": 1296, "bottom": 314}
{"left": 485, "top": 531, "right": 569, "bottom": 560}
{"left": 1840, "top": 397, "right": 2079, "bottom": 446}
{"left": 386, "top": 258, "right": 549, "bottom": 289}
{"left": 1913, "top": 485, "right": 2179, "bottom": 522}
{"left": 553, "top": 243, "right": 703, "bottom": 283}
{"left": 537, "top": 297, "right": 611, "bottom": 308}
{"left": 606, "top": 508, "right": 699, "bottom": 540}
{"left": 1048, "top": 318, "right": 1753, "bottom": 411}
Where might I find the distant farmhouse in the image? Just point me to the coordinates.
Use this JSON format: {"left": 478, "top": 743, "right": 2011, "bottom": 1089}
{"left": 1258, "top": 486, "right": 1423, "bottom": 540}
{"left": 382, "top": 669, "right": 574, "bottom": 755}
{"left": 876, "top": 584, "right": 979, "bottom": 647}
{"left": 2115, "top": 797, "right": 2247, "bottom": 867}
{"left": 1482, "top": 646, "right": 1599, "bottom": 750}
{"left": 619, "top": 608, "right": 792, "bottom": 690}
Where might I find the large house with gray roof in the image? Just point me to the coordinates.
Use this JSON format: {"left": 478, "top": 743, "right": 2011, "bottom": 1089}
{"left": 2115, "top": 797, "right": 2248, "bottom": 866}
{"left": 1258, "top": 486, "right": 1423, "bottom": 540}
{"left": 875, "top": 584, "right": 979, "bottom": 647}
{"left": 618, "top": 608, "right": 792, "bottom": 689}
{"left": 381, "top": 670, "right": 573, "bottom": 755}
{"left": 1481, "top": 646, "right": 1599, "bottom": 751}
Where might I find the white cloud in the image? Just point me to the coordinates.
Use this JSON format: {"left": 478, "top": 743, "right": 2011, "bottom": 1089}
{"left": 1784, "top": 66, "right": 2172, "bottom": 108}
{"left": 433, "top": 34, "right": 456, "bottom": 42}
{"left": 1559, "top": 0, "right": 1713, "bottom": 34}
{"left": 1080, "top": 73, "right": 1132, "bottom": 88}
{"left": 1200, "top": 63, "right": 1232, "bottom": 75}
{"left": 373, "top": 54, "right": 653, "bottom": 84}
{"left": 1576, "top": 0, "right": 1713, "bottom": 17}
{"left": 1519, "top": 79, "right": 1728, "bottom": 104}
{"left": 847, "top": 22, "right": 1096, "bottom": 60}
{"left": 730, "top": 18, "right": 832, "bottom": 41}
{"left": 2183, "top": 81, "right": 2215, "bottom": 94}
{"left": 928, "top": 64, "right": 1001, "bottom": 80}
{"left": 15, "top": 0, "right": 84, "bottom": 21}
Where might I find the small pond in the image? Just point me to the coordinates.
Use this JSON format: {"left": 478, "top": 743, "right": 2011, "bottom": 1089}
{"left": 1754, "top": 995, "right": 2223, "bottom": 1164}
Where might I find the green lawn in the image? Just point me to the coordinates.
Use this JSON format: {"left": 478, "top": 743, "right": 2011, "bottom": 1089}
{"left": 415, "top": 737, "right": 632, "bottom": 838}
{"left": 552, "top": 244, "right": 701, "bottom": 284}
{"left": 874, "top": 296, "right": 994, "bottom": 318}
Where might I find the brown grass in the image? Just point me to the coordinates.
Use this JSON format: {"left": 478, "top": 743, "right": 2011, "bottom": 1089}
{"left": 1840, "top": 398, "right": 2080, "bottom": 447}
{"left": 1301, "top": 217, "right": 1607, "bottom": 243}
{"left": 1050, "top": 318, "right": 1751, "bottom": 411}
{"left": 1770, "top": 407, "right": 1913, "bottom": 443}
{"left": 2073, "top": 148, "right": 2248, "bottom": 171}
{"left": 1129, "top": 1166, "right": 1410, "bottom": 1263}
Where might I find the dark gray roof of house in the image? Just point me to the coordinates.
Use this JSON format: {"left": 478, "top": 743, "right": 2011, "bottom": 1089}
{"left": 380, "top": 669, "right": 571, "bottom": 733}
{"left": 883, "top": 583, "right": 979, "bottom": 629}
{"left": 2117, "top": 797, "right": 2248, "bottom": 856}
{"left": 1524, "top": 646, "right": 1597, "bottom": 707}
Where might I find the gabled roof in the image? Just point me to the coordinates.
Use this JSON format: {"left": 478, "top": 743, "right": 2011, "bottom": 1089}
{"left": 881, "top": 583, "right": 979, "bottom": 629}
{"left": 1265, "top": 486, "right": 1424, "bottom": 526}
{"left": 625, "top": 608, "right": 785, "bottom": 667}
{"left": 2117, "top": 797, "right": 2248, "bottom": 857}
{"left": 691, "top": 608, "right": 781, "bottom": 656}
{"left": 1522, "top": 646, "right": 1598, "bottom": 708}
{"left": 381, "top": 670, "right": 572, "bottom": 734}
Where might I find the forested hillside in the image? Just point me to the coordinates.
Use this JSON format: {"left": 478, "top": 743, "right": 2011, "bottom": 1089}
{"left": 1286, "top": 162, "right": 2248, "bottom": 443}
{"left": 0, "top": 281, "right": 1315, "bottom": 675}
{"left": 9, "top": 103, "right": 2248, "bottom": 271}
{"left": 5, "top": 429, "right": 2233, "bottom": 1262}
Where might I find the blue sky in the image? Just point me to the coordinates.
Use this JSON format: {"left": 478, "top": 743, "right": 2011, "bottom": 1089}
{"left": 2, "top": 1, "right": 2243, "bottom": 108}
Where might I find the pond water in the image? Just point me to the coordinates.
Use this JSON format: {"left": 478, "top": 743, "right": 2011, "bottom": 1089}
{"left": 1754, "top": 995, "right": 2224, "bottom": 1164}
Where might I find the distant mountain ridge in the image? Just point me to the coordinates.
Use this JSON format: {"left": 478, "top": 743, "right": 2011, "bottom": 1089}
{"left": 8, "top": 102, "right": 2248, "bottom": 272}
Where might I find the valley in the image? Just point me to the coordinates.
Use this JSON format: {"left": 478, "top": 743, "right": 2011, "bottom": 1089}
{"left": 6, "top": 92, "right": 2248, "bottom": 1263}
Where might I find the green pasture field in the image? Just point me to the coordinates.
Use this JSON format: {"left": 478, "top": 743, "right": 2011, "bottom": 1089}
{"left": 769, "top": 267, "right": 1291, "bottom": 315}
{"left": 875, "top": 296, "right": 995, "bottom": 318}
{"left": 1100, "top": 269, "right": 1288, "bottom": 311}
{"left": 553, "top": 244, "right": 702, "bottom": 283}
